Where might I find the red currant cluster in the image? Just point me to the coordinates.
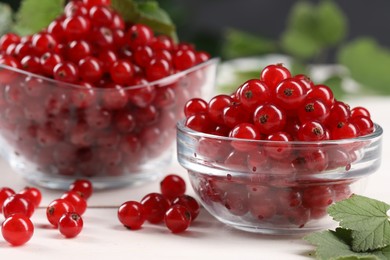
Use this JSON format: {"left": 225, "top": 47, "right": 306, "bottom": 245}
{"left": 0, "top": 0, "right": 212, "bottom": 180}
{"left": 185, "top": 64, "right": 373, "bottom": 140}
{"left": 118, "top": 174, "right": 200, "bottom": 233}
{"left": 183, "top": 64, "right": 375, "bottom": 228}
{"left": 0, "top": 179, "right": 92, "bottom": 246}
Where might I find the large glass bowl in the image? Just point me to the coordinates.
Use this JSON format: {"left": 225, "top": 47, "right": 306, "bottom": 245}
{"left": 0, "top": 58, "right": 218, "bottom": 189}
{"left": 177, "top": 120, "right": 383, "bottom": 234}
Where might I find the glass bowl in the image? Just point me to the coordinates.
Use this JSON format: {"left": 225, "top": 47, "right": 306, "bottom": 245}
{"left": 0, "top": 58, "right": 218, "bottom": 189}
{"left": 177, "top": 120, "right": 383, "bottom": 235}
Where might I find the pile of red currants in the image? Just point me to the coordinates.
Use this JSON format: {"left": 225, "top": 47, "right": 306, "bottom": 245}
{"left": 183, "top": 64, "right": 376, "bottom": 228}
{"left": 118, "top": 174, "right": 200, "bottom": 233}
{"left": 0, "top": 0, "right": 213, "bottom": 182}
{"left": 0, "top": 179, "right": 92, "bottom": 246}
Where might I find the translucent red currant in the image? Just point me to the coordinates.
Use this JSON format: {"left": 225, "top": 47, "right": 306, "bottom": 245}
{"left": 1, "top": 213, "right": 34, "bottom": 246}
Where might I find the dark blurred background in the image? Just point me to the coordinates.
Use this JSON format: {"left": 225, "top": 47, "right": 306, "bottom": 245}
{"left": 2, "top": 0, "right": 390, "bottom": 59}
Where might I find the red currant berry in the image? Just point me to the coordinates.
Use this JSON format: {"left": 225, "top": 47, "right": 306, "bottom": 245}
{"left": 0, "top": 187, "right": 15, "bottom": 213}
{"left": 117, "top": 201, "right": 145, "bottom": 230}
{"left": 69, "top": 179, "right": 93, "bottom": 200}
{"left": 302, "top": 186, "right": 334, "bottom": 208}
{"left": 18, "top": 187, "right": 42, "bottom": 208}
{"left": 145, "top": 58, "right": 172, "bottom": 81}
{"left": 40, "top": 52, "right": 63, "bottom": 76}
{"left": 330, "top": 122, "right": 358, "bottom": 140}
{"left": 297, "top": 98, "right": 330, "bottom": 124}
{"left": 110, "top": 60, "right": 135, "bottom": 85}
{"left": 260, "top": 64, "right": 291, "bottom": 90}
{"left": 223, "top": 103, "right": 252, "bottom": 128}
{"left": 172, "top": 195, "right": 200, "bottom": 221}
{"left": 2, "top": 194, "right": 35, "bottom": 218}
{"left": 66, "top": 40, "right": 92, "bottom": 63}
{"left": 0, "top": 33, "right": 20, "bottom": 52}
{"left": 229, "top": 123, "right": 261, "bottom": 151}
{"left": 274, "top": 78, "right": 306, "bottom": 110}
{"left": 164, "top": 205, "right": 192, "bottom": 233}
{"left": 185, "top": 113, "right": 215, "bottom": 133}
{"left": 307, "top": 84, "right": 335, "bottom": 108}
{"left": 297, "top": 121, "right": 326, "bottom": 141}
{"left": 31, "top": 33, "right": 57, "bottom": 55}
{"left": 62, "top": 16, "right": 91, "bottom": 41}
{"left": 238, "top": 79, "right": 270, "bottom": 112}
{"left": 61, "top": 191, "right": 87, "bottom": 216}
{"left": 140, "top": 193, "right": 171, "bottom": 224}
{"left": 78, "top": 56, "right": 103, "bottom": 83}
{"left": 265, "top": 131, "right": 292, "bottom": 160}
{"left": 58, "top": 212, "right": 83, "bottom": 238}
{"left": 294, "top": 74, "right": 314, "bottom": 92}
{"left": 1, "top": 213, "right": 34, "bottom": 246}
{"left": 184, "top": 98, "right": 208, "bottom": 117}
{"left": 351, "top": 106, "right": 371, "bottom": 118}
{"left": 127, "top": 24, "right": 154, "bottom": 48}
{"left": 89, "top": 5, "right": 113, "bottom": 27}
{"left": 160, "top": 174, "right": 186, "bottom": 201}
{"left": 207, "top": 94, "right": 233, "bottom": 125}
{"left": 53, "top": 62, "right": 79, "bottom": 83}
{"left": 46, "top": 199, "right": 75, "bottom": 227}
{"left": 253, "top": 103, "right": 287, "bottom": 134}
{"left": 173, "top": 49, "right": 196, "bottom": 71}
{"left": 349, "top": 116, "right": 374, "bottom": 136}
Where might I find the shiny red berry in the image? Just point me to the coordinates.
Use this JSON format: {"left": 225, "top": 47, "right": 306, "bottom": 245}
{"left": 160, "top": 174, "right": 186, "bottom": 201}
{"left": 58, "top": 212, "right": 83, "bottom": 238}
{"left": 117, "top": 201, "right": 145, "bottom": 230}
{"left": 164, "top": 205, "right": 192, "bottom": 233}
{"left": 2, "top": 213, "right": 34, "bottom": 246}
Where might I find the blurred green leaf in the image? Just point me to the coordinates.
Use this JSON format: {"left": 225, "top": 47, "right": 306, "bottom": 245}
{"left": 338, "top": 38, "right": 390, "bottom": 95}
{"left": 222, "top": 28, "right": 277, "bottom": 59}
{"left": 111, "top": 0, "right": 178, "bottom": 42}
{"left": 13, "top": 0, "right": 65, "bottom": 36}
{"left": 0, "top": 3, "right": 13, "bottom": 35}
{"left": 137, "top": 2, "right": 177, "bottom": 42}
{"left": 322, "top": 75, "right": 344, "bottom": 99}
{"left": 281, "top": 30, "right": 322, "bottom": 59}
{"left": 281, "top": 0, "right": 347, "bottom": 60}
{"left": 316, "top": 0, "right": 347, "bottom": 45}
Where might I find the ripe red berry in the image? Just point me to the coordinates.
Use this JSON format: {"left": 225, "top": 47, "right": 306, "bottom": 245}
{"left": 184, "top": 98, "right": 208, "bottom": 117}
{"left": 46, "top": 199, "right": 75, "bottom": 227}
{"left": 61, "top": 191, "right": 88, "bottom": 215}
{"left": 172, "top": 195, "right": 200, "bottom": 221}
{"left": 2, "top": 194, "right": 35, "bottom": 218}
{"left": 53, "top": 62, "right": 79, "bottom": 83}
{"left": 260, "top": 64, "right": 291, "bottom": 90}
{"left": 58, "top": 212, "right": 83, "bottom": 238}
{"left": 0, "top": 187, "right": 15, "bottom": 213}
{"left": 140, "top": 193, "right": 171, "bottom": 224}
{"left": 1, "top": 213, "right": 34, "bottom": 246}
{"left": 253, "top": 104, "right": 287, "bottom": 134}
{"left": 69, "top": 179, "right": 93, "bottom": 200}
{"left": 164, "top": 205, "right": 192, "bottom": 233}
{"left": 117, "top": 201, "right": 145, "bottom": 230}
{"left": 160, "top": 174, "right": 186, "bottom": 201}
{"left": 18, "top": 187, "right": 42, "bottom": 208}
{"left": 238, "top": 79, "right": 270, "bottom": 112}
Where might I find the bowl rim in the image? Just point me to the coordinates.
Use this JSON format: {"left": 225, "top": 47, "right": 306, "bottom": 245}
{"left": 177, "top": 119, "right": 383, "bottom": 145}
{"left": 0, "top": 57, "right": 220, "bottom": 91}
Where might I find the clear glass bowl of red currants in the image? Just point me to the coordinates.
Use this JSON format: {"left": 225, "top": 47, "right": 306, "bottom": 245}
{"left": 177, "top": 64, "right": 383, "bottom": 234}
{"left": 0, "top": 57, "right": 218, "bottom": 189}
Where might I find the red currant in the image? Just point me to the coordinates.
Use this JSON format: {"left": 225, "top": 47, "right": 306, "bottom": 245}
{"left": 160, "top": 174, "right": 186, "bottom": 201}
{"left": 117, "top": 201, "right": 145, "bottom": 230}
{"left": 164, "top": 205, "right": 192, "bottom": 233}
{"left": 2, "top": 194, "right": 35, "bottom": 218}
{"left": 140, "top": 193, "right": 171, "bottom": 224}
{"left": 69, "top": 179, "right": 93, "bottom": 200}
{"left": 172, "top": 195, "right": 200, "bottom": 221}
{"left": 18, "top": 187, "right": 42, "bottom": 208}
{"left": 46, "top": 199, "right": 75, "bottom": 227}
{"left": 58, "top": 212, "right": 83, "bottom": 238}
{"left": 260, "top": 64, "right": 291, "bottom": 90}
{"left": 1, "top": 213, "right": 34, "bottom": 246}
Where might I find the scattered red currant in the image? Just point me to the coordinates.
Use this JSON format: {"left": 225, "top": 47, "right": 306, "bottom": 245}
{"left": 58, "top": 212, "right": 83, "bottom": 238}
{"left": 1, "top": 213, "right": 34, "bottom": 246}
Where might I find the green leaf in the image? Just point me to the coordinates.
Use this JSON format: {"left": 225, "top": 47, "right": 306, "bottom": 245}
{"left": 221, "top": 28, "right": 277, "bottom": 59}
{"left": 0, "top": 3, "right": 13, "bottom": 35}
{"left": 13, "top": 0, "right": 65, "bottom": 36}
{"left": 338, "top": 38, "right": 390, "bottom": 95}
{"left": 111, "top": 0, "right": 140, "bottom": 22}
{"left": 281, "top": 30, "right": 321, "bottom": 59}
{"left": 281, "top": 0, "right": 347, "bottom": 60}
{"left": 321, "top": 75, "right": 345, "bottom": 100}
{"left": 111, "top": 0, "right": 178, "bottom": 42}
{"left": 305, "top": 229, "right": 381, "bottom": 260}
{"left": 328, "top": 194, "right": 390, "bottom": 252}
{"left": 316, "top": 0, "right": 347, "bottom": 45}
{"left": 137, "top": 2, "right": 177, "bottom": 42}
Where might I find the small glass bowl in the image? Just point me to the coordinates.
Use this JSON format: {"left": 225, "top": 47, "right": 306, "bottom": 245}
{"left": 177, "top": 120, "right": 383, "bottom": 235}
{"left": 0, "top": 58, "right": 218, "bottom": 189}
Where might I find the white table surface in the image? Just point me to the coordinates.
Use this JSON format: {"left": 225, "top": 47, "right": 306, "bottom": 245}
{"left": 0, "top": 97, "right": 388, "bottom": 259}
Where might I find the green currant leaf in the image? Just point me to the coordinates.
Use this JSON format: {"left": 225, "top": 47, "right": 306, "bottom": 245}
{"left": 0, "top": 3, "right": 13, "bottom": 35}
{"left": 221, "top": 28, "right": 277, "bottom": 59}
{"left": 328, "top": 194, "right": 390, "bottom": 252}
{"left": 13, "top": 0, "right": 65, "bottom": 36}
{"left": 316, "top": 0, "right": 347, "bottom": 45}
{"left": 338, "top": 38, "right": 390, "bottom": 95}
{"left": 111, "top": 0, "right": 178, "bottom": 42}
{"left": 281, "top": 30, "right": 322, "bottom": 59}
{"left": 305, "top": 229, "right": 381, "bottom": 260}
{"left": 137, "top": 2, "right": 177, "bottom": 42}
{"left": 321, "top": 75, "right": 345, "bottom": 100}
{"left": 111, "top": 0, "right": 140, "bottom": 22}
